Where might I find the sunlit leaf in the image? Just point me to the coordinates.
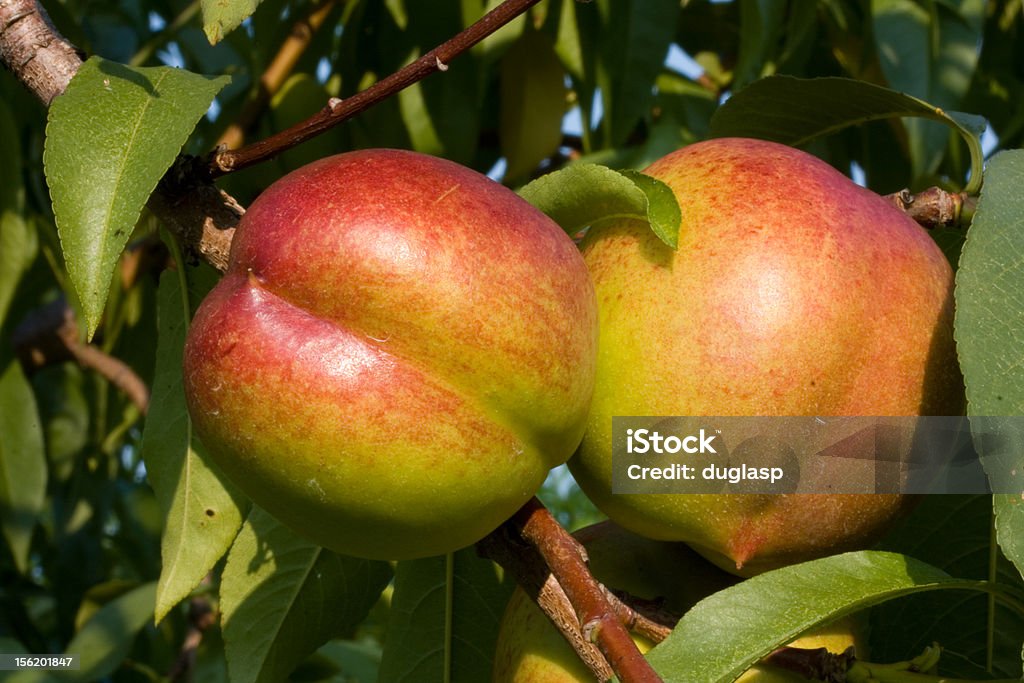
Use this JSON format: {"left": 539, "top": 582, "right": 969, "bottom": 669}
{"left": 141, "top": 270, "right": 246, "bottom": 623}
{"left": 44, "top": 57, "right": 228, "bottom": 338}
{"left": 518, "top": 164, "right": 681, "bottom": 248}
{"left": 201, "top": 0, "right": 263, "bottom": 44}
{"left": 647, "top": 552, "right": 980, "bottom": 682}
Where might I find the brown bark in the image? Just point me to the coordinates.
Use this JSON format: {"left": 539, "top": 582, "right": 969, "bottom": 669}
{"left": 501, "top": 499, "right": 664, "bottom": 683}
{"left": 0, "top": 0, "right": 80, "bottom": 106}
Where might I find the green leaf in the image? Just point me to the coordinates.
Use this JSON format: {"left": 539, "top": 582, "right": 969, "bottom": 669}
{"left": 0, "top": 359, "right": 46, "bottom": 574}
{"left": 518, "top": 164, "right": 680, "bottom": 248}
{"left": 141, "top": 270, "right": 247, "bottom": 623}
{"left": 956, "top": 150, "right": 1024, "bottom": 416}
{"left": 32, "top": 365, "right": 89, "bottom": 482}
{"left": 871, "top": 0, "right": 984, "bottom": 177}
{"left": 594, "top": 0, "right": 679, "bottom": 147}
{"left": 66, "top": 582, "right": 157, "bottom": 680}
{"left": 871, "top": 495, "right": 1024, "bottom": 679}
{"left": 709, "top": 75, "right": 986, "bottom": 193}
{"left": 646, "top": 551, "right": 976, "bottom": 682}
{"left": 0, "top": 98, "right": 37, "bottom": 331}
{"left": 44, "top": 56, "right": 229, "bottom": 338}
{"left": 393, "top": 3, "right": 481, "bottom": 164}
{"left": 733, "top": 0, "right": 787, "bottom": 89}
{"left": 872, "top": 0, "right": 930, "bottom": 101}
{"left": 201, "top": 0, "right": 263, "bottom": 44}
{"left": 995, "top": 498, "right": 1024, "bottom": 582}
{"left": 378, "top": 549, "right": 513, "bottom": 683}
{"left": 553, "top": 0, "right": 584, "bottom": 80}
{"left": 220, "top": 506, "right": 392, "bottom": 683}
{"left": 469, "top": 0, "right": 526, "bottom": 62}
{"left": 314, "top": 640, "right": 382, "bottom": 683}
{"left": 954, "top": 149, "right": 1024, "bottom": 577}
{"left": 499, "top": 29, "right": 566, "bottom": 182}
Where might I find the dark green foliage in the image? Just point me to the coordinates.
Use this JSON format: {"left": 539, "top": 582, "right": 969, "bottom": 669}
{"left": 3, "top": 1, "right": 1024, "bottom": 681}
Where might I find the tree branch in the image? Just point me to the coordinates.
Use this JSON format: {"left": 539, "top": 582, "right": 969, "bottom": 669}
{"left": 0, "top": 0, "right": 80, "bottom": 106}
{"left": 207, "top": 0, "right": 541, "bottom": 176}
{"left": 478, "top": 522, "right": 615, "bottom": 681}
{"left": 482, "top": 498, "right": 663, "bottom": 683}
{"left": 216, "top": 0, "right": 340, "bottom": 151}
{"left": 12, "top": 298, "right": 151, "bottom": 415}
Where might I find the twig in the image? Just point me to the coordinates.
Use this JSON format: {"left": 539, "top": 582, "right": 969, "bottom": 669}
{"left": 507, "top": 498, "right": 663, "bottom": 683}
{"left": 478, "top": 524, "right": 614, "bottom": 681}
{"left": 479, "top": 520, "right": 678, "bottom": 680}
{"left": 216, "top": 0, "right": 339, "bottom": 150}
{"left": 885, "top": 187, "right": 976, "bottom": 229}
{"left": 12, "top": 298, "right": 151, "bottom": 414}
{"left": 601, "top": 586, "right": 673, "bottom": 643}
{"left": 207, "top": 0, "right": 541, "bottom": 176}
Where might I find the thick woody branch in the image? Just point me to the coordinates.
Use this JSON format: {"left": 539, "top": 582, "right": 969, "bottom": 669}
{"left": 208, "top": 0, "right": 541, "bottom": 176}
{"left": 12, "top": 298, "right": 150, "bottom": 414}
{"left": 478, "top": 524, "right": 615, "bottom": 681}
{"left": 493, "top": 498, "right": 663, "bottom": 683}
{"left": 0, "top": 0, "right": 80, "bottom": 106}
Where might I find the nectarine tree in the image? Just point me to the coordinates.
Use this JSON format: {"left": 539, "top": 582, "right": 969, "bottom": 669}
{"left": 1, "top": 1, "right": 1024, "bottom": 682}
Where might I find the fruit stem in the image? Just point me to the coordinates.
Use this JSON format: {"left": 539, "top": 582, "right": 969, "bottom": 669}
{"left": 884, "top": 187, "right": 976, "bottom": 230}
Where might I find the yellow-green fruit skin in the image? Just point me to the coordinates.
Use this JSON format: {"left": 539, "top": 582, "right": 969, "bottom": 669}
{"left": 491, "top": 522, "right": 864, "bottom": 682}
{"left": 569, "top": 138, "right": 963, "bottom": 576}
